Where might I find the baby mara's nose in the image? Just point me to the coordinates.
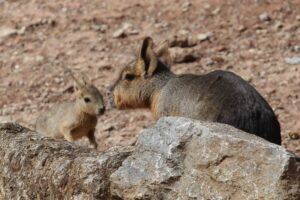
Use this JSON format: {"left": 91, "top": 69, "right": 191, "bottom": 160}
{"left": 98, "top": 107, "right": 105, "bottom": 116}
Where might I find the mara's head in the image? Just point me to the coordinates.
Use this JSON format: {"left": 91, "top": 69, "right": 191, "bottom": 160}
{"left": 110, "top": 37, "right": 172, "bottom": 109}
{"left": 67, "top": 70, "right": 105, "bottom": 116}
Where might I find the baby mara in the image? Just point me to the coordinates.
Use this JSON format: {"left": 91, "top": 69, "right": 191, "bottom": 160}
{"left": 110, "top": 37, "right": 281, "bottom": 145}
{"left": 36, "top": 68, "right": 105, "bottom": 149}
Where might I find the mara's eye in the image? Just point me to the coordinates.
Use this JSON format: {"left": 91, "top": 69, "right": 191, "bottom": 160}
{"left": 84, "top": 97, "right": 91, "bottom": 103}
{"left": 124, "top": 74, "right": 135, "bottom": 81}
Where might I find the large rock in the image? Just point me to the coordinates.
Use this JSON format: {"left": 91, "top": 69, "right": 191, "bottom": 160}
{"left": 0, "top": 118, "right": 299, "bottom": 199}
{"left": 110, "top": 117, "right": 300, "bottom": 200}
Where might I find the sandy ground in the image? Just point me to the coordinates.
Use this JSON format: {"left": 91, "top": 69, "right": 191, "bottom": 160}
{"left": 0, "top": 0, "right": 299, "bottom": 155}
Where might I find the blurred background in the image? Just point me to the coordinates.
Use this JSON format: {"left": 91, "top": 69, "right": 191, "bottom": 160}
{"left": 0, "top": 0, "right": 299, "bottom": 155}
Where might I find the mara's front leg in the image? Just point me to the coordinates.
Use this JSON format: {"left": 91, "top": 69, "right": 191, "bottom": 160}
{"left": 59, "top": 124, "right": 75, "bottom": 143}
{"left": 87, "top": 129, "right": 98, "bottom": 149}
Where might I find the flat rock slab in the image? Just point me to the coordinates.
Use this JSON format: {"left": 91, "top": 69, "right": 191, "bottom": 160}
{"left": 110, "top": 117, "right": 300, "bottom": 200}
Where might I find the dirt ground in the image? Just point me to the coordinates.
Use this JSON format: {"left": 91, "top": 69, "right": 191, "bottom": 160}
{"left": 0, "top": 0, "right": 299, "bottom": 155}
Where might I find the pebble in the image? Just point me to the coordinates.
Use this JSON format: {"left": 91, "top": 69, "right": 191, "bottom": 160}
{"left": 102, "top": 125, "right": 115, "bottom": 132}
{"left": 197, "top": 32, "right": 213, "bottom": 42}
{"left": 170, "top": 47, "right": 200, "bottom": 63}
{"left": 112, "top": 23, "right": 139, "bottom": 38}
{"left": 274, "top": 21, "right": 283, "bottom": 30}
{"left": 259, "top": 12, "right": 271, "bottom": 22}
{"left": 154, "top": 22, "right": 169, "bottom": 29}
{"left": 178, "top": 29, "right": 189, "bottom": 36}
{"left": 54, "top": 77, "right": 63, "bottom": 84}
{"left": 205, "top": 58, "right": 215, "bottom": 66}
{"left": 92, "top": 24, "right": 108, "bottom": 33}
{"left": 237, "top": 25, "right": 247, "bottom": 32}
{"left": 212, "top": 7, "right": 221, "bottom": 15}
{"left": 285, "top": 57, "right": 300, "bottom": 65}
{"left": 36, "top": 55, "right": 45, "bottom": 63}
{"left": 170, "top": 35, "right": 197, "bottom": 48}
{"left": 182, "top": 2, "right": 192, "bottom": 12}
{"left": 291, "top": 46, "right": 300, "bottom": 52}
{"left": 113, "top": 28, "right": 126, "bottom": 38}
{"left": 0, "top": 27, "right": 18, "bottom": 39}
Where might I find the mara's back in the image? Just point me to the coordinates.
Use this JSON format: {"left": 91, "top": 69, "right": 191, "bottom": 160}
{"left": 160, "top": 70, "right": 281, "bottom": 144}
{"left": 36, "top": 102, "right": 74, "bottom": 138}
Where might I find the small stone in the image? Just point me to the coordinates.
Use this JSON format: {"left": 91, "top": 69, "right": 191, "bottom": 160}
{"left": 178, "top": 29, "right": 189, "bottom": 36}
{"left": 182, "top": 2, "right": 192, "bottom": 12}
{"left": 35, "top": 55, "right": 45, "bottom": 63}
{"left": 237, "top": 25, "right": 247, "bottom": 32}
{"left": 170, "top": 35, "right": 197, "bottom": 48}
{"left": 154, "top": 22, "right": 169, "bottom": 29}
{"left": 285, "top": 57, "right": 300, "bottom": 65}
{"left": 113, "top": 23, "right": 139, "bottom": 38}
{"left": 54, "top": 77, "right": 63, "bottom": 84}
{"left": 0, "top": 27, "right": 18, "bottom": 39}
{"left": 212, "top": 7, "right": 221, "bottom": 15}
{"left": 296, "top": 15, "right": 300, "bottom": 21}
{"left": 127, "top": 29, "right": 139, "bottom": 35}
{"left": 291, "top": 45, "right": 300, "bottom": 52}
{"left": 205, "top": 59, "right": 215, "bottom": 66}
{"left": 274, "top": 21, "right": 283, "bottom": 30}
{"left": 197, "top": 32, "right": 213, "bottom": 42}
{"left": 123, "top": 23, "right": 139, "bottom": 35}
{"left": 259, "top": 12, "right": 271, "bottom": 22}
{"left": 61, "top": 7, "right": 68, "bottom": 13}
{"left": 92, "top": 24, "right": 108, "bottom": 33}
{"left": 211, "top": 56, "right": 225, "bottom": 63}
{"left": 102, "top": 125, "right": 115, "bottom": 132}
{"left": 203, "top": 3, "right": 211, "bottom": 9}
{"left": 17, "top": 26, "right": 26, "bottom": 35}
{"left": 112, "top": 28, "right": 126, "bottom": 38}
{"left": 122, "top": 22, "right": 132, "bottom": 30}
{"left": 171, "top": 47, "right": 200, "bottom": 63}
{"left": 216, "top": 45, "right": 227, "bottom": 52}
{"left": 23, "top": 56, "right": 34, "bottom": 63}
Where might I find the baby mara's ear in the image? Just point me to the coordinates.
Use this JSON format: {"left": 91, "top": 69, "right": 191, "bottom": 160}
{"left": 156, "top": 40, "right": 171, "bottom": 67}
{"left": 137, "top": 37, "right": 158, "bottom": 78}
{"left": 81, "top": 73, "right": 92, "bottom": 86}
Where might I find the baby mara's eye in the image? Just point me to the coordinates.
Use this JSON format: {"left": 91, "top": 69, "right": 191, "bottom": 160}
{"left": 84, "top": 97, "right": 91, "bottom": 103}
{"left": 124, "top": 74, "right": 135, "bottom": 81}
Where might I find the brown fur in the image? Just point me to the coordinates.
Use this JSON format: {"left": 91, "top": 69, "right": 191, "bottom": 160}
{"left": 150, "top": 91, "right": 161, "bottom": 120}
{"left": 36, "top": 69, "right": 105, "bottom": 149}
{"left": 110, "top": 37, "right": 281, "bottom": 145}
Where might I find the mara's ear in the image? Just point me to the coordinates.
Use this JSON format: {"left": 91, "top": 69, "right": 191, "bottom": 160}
{"left": 81, "top": 73, "right": 91, "bottom": 86}
{"left": 138, "top": 37, "right": 158, "bottom": 78}
{"left": 64, "top": 66, "right": 85, "bottom": 90}
{"left": 73, "top": 81, "right": 83, "bottom": 97}
{"left": 156, "top": 40, "right": 171, "bottom": 67}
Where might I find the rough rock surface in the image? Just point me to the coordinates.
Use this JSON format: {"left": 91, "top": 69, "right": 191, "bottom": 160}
{"left": 0, "top": 118, "right": 299, "bottom": 200}
{"left": 1, "top": 0, "right": 300, "bottom": 156}
{"left": 110, "top": 117, "right": 300, "bottom": 200}
{"left": 0, "top": 123, "right": 133, "bottom": 199}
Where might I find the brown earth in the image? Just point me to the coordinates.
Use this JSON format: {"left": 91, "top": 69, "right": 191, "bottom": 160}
{"left": 0, "top": 0, "right": 299, "bottom": 155}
